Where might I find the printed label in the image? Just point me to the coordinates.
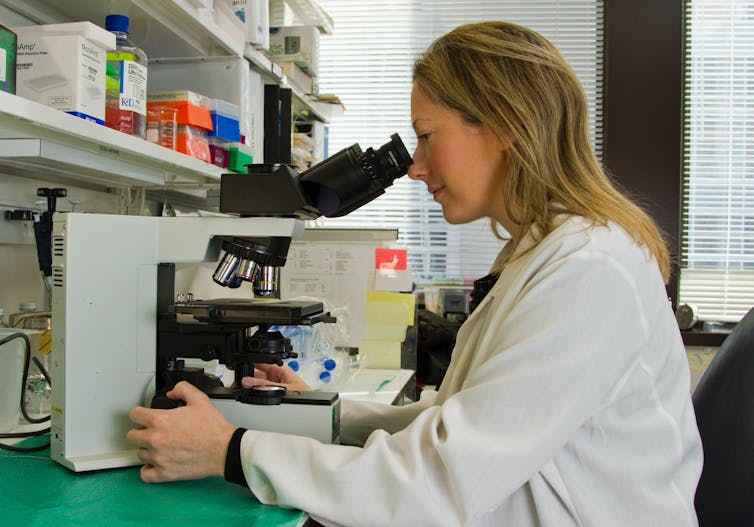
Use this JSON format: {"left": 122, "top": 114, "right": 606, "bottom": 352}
{"left": 0, "top": 48, "right": 5, "bottom": 82}
{"left": 284, "top": 36, "right": 301, "bottom": 54}
{"left": 119, "top": 59, "right": 147, "bottom": 115}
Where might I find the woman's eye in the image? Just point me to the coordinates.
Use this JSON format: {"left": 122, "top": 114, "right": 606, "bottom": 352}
{"left": 417, "top": 133, "right": 431, "bottom": 141}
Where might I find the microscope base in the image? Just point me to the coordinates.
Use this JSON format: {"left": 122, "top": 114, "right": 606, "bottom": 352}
{"left": 212, "top": 391, "right": 340, "bottom": 445}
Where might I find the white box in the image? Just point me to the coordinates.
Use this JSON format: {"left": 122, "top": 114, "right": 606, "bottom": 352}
{"left": 13, "top": 22, "right": 115, "bottom": 124}
{"left": 269, "top": 25, "right": 319, "bottom": 77}
{"left": 228, "top": 0, "right": 269, "bottom": 50}
{"left": 213, "top": 0, "right": 246, "bottom": 50}
{"left": 247, "top": 67, "right": 264, "bottom": 161}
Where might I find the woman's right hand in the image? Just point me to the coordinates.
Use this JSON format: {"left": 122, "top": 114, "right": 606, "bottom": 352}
{"left": 242, "top": 363, "right": 312, "bottom": 392}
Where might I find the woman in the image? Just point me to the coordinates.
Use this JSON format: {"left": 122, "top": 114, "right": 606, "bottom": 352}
{"left": 128, "top": 21, "right": 702, "bottom": 526}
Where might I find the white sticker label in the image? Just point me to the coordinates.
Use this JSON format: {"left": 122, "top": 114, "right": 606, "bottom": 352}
{"left": 119, "top": 59, "right": 147, "bottom": 115}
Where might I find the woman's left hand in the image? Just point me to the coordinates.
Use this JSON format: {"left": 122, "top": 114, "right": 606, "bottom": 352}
{"left": 126, "top": 381, "right": 237, "bottom": 483}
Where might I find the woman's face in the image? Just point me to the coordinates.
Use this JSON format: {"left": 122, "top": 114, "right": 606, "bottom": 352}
{"left": 408, "top": 84, "right": 514, "bottom": 233}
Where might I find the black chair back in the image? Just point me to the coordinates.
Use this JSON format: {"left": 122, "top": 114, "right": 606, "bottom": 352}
{"left": 693, "top": 306, "right": 754, "bottom": 526}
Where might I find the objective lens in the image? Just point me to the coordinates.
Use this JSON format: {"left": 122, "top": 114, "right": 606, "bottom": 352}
{"left": 212, "top": 251, "right": 240, "bottom": 286}
{"left": 236, "top": 258, "right": 259, "bottom": 282}
{"left": 253, "top": 266, "right": 280, "bottom": 298}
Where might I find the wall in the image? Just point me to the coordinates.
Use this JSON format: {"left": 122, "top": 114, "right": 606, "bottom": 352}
{"left": 0, "top": 174, "right": 123, "bottom": 318}
{"left": 604, "top": 0, "right": 684, "bottom": 307}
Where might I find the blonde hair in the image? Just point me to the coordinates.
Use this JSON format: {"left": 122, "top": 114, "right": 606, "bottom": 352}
{"left": 413, "top": 21, "right": 671, "bottom": 281}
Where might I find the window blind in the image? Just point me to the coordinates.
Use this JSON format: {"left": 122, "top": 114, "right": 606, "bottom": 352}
{"left": 312, "top": 0, "right": 604, "bottom": 283}
{"left": 680, "top": 0, "right": 754, "bottom": 322}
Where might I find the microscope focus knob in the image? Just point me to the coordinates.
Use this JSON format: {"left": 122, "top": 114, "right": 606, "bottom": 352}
{"left": 239, "top": 385, "right": 286, "bottom": 405}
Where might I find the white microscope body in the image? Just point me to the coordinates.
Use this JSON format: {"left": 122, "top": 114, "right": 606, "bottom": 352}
{"left": 50, "top": 213, "right": 338, "bottom": 472}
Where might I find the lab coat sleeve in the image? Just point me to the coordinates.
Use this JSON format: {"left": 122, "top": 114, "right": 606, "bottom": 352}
{"left": 238, "top": 247, "right": 661, "bottom": 526}
{"left": 340, "top": 389, "right": 438, "bottom": 446}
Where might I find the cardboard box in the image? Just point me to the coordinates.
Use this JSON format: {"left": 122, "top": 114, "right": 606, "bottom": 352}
{"left": 13, "top": 22, "right": 115, "bottom": 124}
{"left": 269, "top": 25, "right": 319, "bottom": 77}
{"left": 277, "top": 60, "right": 316, "bottom": 94}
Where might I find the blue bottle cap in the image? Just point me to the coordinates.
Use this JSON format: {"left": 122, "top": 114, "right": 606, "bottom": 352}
{"left": 105, "top": 14, "right": 130, "bottom": 34}
{"left": 323, "top": 358, "right": 336, "bottom": 371}
{"left": 319, "top": 370, "right": 331, "bottom": 382}
{"left": 288, "top": 360, "right": 299, "bottom": 372}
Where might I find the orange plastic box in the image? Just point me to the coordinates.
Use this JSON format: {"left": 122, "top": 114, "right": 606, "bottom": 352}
{"left": 148, "top": 91, "right": 213, "bottom": 160}
{"left": 147, "top": 90, "right": 213, "bottom": 130}
{"left": 175, "top": 124, "right": 211, "bottom": 162}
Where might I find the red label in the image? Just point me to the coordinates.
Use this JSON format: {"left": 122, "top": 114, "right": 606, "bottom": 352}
{"left": 375, "top": 248, "right": 407, "bottom": 270}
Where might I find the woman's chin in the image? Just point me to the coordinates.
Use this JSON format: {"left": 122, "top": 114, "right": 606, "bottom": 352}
{"left": 441, "top": 208, "right": 472, "bottom": 225}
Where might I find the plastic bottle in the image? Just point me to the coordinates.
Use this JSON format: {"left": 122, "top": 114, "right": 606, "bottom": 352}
{"left": 104, "top": 14, "right": 148, "bottom": 138}
{"left": 0, "top": 307, "right": 6, "bottom": 327}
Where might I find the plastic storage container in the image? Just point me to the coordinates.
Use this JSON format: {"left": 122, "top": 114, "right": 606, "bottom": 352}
{"left": 206, "top": 98, "right": 239, "bottom": 167}
{"left": 208, "top": 98, "right": 241, "bottom": 142}
{"left": 148, "top": 90, "right": 214, "bottom": 161}
{"left": 208, "top": 136, "right": 229, "bottom": 167}
{"left": 227, "top": 142, "right": 254, "bottom": 172}
{"left": 105, "top": 14, "right": 148, "bottom": 138}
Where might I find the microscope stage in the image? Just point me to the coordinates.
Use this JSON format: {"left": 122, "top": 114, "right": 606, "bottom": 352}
{"left": 174, "top": 298, "right": 329, "bottom": 325}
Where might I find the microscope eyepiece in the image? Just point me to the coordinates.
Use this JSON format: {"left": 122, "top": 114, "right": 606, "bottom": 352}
{"left": 219, "top": 133, "right": 413, "bottom": 219}
{"left": 298, "top": 133, "right": 413, "bottom": 217}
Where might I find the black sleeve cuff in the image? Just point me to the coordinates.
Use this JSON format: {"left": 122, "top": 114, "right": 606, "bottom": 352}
{"left": 224, "top": 427, "right": 248, "bottom": 487}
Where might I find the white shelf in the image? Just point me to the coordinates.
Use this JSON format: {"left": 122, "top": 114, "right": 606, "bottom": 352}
{"left": 270, "top": 0, "right": 334, "bottom": 34}
{"left": 0, "top": 91, "right": 223, "bottom": 190}
{"left": 245, "top": 45, "right": 344, "bottom": 123}
{"left": 0, "top": 0, "right": 341, "bottom": 191}
{"left": 0, "top": 0, "right": 245, "bottom": 57}
{"left": 3, "top": 0, "right": 340, "bottom": 124}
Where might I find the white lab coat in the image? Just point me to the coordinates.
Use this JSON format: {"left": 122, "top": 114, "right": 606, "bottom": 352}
{"left": 239, "top": 215, "right": 703, "bottom": 527}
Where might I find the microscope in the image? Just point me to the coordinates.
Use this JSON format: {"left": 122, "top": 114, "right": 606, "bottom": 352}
{"left": 49, "top": 134, "right": 412, "bottom": 472}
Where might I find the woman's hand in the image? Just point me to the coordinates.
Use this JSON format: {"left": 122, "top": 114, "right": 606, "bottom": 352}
{"left": 126, "top": 381, "right": 236, "bottom": 483}
{"left": 242, "top": 362, "right": 312, "bottom": 392}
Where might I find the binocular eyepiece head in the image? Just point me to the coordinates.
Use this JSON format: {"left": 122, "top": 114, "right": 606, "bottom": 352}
{"left": 219, "top": 133, "right": 413, "bottom": 220}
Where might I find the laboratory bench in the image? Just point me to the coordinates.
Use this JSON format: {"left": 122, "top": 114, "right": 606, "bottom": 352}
{"left": 1, "top": 368, "right": 415, "bottom": 526}
{"left": 1, "top": 437, "right": 305, "bottom": 527}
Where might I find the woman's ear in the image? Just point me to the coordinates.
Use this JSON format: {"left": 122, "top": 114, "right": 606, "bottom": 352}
{"left": 501, "top": 129, "right": 517, "bottom": 150}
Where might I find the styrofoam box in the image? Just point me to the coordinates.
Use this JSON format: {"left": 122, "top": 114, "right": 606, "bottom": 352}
{"left": 13, "top": 22, "right": 115, "bottom": 124}
{"left": 268, "top": 25, "right": 319, "bottom": 77}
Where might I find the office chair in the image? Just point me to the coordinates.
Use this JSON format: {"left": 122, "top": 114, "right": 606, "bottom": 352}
{"left": 692, "top": 305, "right": 754, "bottom": 526}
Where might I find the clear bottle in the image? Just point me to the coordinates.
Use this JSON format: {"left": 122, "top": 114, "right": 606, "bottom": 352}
{"left": 0, "top": 307, "right": 6, "bottom": 327}
{"left": 104, "top": 14, "right": 148, "bottom": 138}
